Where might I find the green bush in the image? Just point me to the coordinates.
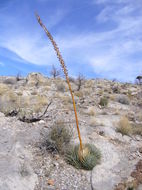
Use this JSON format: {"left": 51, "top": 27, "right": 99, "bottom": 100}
{"left": 65, "top": 144, "right": 101, "bottom": 170}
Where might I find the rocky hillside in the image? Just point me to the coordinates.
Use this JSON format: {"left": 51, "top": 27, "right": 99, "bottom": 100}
{"left": 0, "top": 73, "right": 142, "bottom": 190}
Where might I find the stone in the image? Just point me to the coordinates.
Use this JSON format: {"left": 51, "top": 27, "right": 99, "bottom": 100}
{"left": 26, "top": 72, "right": 47, "bottom": 86}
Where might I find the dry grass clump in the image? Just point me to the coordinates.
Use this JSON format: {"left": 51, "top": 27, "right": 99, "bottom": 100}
{"left": 136, "top": 113, "right": 142, "bottom": 122}
{"left": 61, "top": 95, "right": 72, "bottom": 105}
{"left": 22, "top": 95, "right": 48, "bottom": 113}
{"left": 36, "top": 95, "right": 48, "bottom": 106}
{"left": 117, "top": 95, "right": 130, "bottom": 105}
{"left": 132, "top": 123, "right": 142, "bottom": 136}
{"left": 110, "top": 95, "right": 115, "bottom": 101}
{"left": 84, "top": 80, "right": 94, "bottom": 88}
{"left": 56, "top": 83, "right": 65, "bottom": 92}
{"left": 74, "top": 91, "right": 83, "bottom": 98}
{"left": 89, "top": 117, "right": 98, "bottom": 127}
{"left": 112, "top": 85, "right": 120, "bottom": 93}
{"left": 99, "top": 96, "right": 108, "bottom": 107}
{"left": 65, "top": 144, "right": 101, "bottom": 170}
{"left": 87, "top": 106, "right": 95, "bottom": 116}
{"left": 0, "top": 83, "right": 10, "bottom": 95}
{"left": 0, "top": 89, "right": 19, "bottom": 114}
{"left": 116, "top": 116, "right": 132, "bottom": 136}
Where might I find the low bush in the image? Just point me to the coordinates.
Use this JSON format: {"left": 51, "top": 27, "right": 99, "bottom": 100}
{"left": 89, "top": 117, "right": 97, "bottom": 127}
{"left": 132, "top": 123, "right": 142, "bottom": 136}
{"left": 87, "top": 107, "right": 95, "bottom": 116}
{"left": 56, "top": 83, "right": 65, "bottom": 92}
{"left": 3, "top": 78, "right": 17, "bottom": 85}
{"left": 99, "top": 96, "right": 108, "bottom": 107}
{"left": 116, "top": 117, "right": 132, "bottom": 136}
{"left": 117, "top": 95, "right": 130, "bottom": 105}
{"left": 49, "top": 121, "right": 72, "bottom": 154}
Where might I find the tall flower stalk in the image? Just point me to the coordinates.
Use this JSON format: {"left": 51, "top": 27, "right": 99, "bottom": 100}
{"left": 35, "top": 13, "right": 83, "bottom": 155}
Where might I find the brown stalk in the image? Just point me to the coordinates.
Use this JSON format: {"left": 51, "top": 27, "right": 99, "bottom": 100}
{"left": 35, "top": 12, "right": 83, "bottom": 154}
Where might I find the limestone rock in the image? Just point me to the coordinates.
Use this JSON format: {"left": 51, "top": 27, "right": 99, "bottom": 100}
{"left": 26, "top": 72, "right": 47, "bottom": 86}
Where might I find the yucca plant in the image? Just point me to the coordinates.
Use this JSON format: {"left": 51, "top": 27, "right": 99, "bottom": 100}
{"left": 65, "top": 144, "right": 101, "bottom": 170}
{"left": 35, "top": 13, "right": 101, "bottom": 169}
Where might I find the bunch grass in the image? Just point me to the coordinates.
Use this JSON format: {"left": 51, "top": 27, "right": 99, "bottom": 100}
{"left": 65, "top": 144, "right": 101, "bottom": 170}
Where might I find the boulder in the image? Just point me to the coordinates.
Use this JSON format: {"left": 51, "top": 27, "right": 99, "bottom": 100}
{"left": 26, "top": 72, "right": 47, "bottom": 86}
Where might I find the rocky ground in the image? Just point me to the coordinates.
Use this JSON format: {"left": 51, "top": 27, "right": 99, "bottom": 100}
{"left": 0, "top": 73, "right": 142, "bottom": 190}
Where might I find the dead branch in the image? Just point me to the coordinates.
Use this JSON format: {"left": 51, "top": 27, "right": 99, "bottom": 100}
{"left": 19, "top": 101, "right": 52, "bottom": 123}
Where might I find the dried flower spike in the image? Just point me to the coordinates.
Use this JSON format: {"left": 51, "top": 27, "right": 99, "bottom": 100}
{"left": 35, "top": 12, "right": 83, "bottom": 156}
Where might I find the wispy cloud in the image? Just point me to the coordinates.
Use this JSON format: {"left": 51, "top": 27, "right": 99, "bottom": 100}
{"left": 0, "top": 0, "right": 142, "bottom": 81}
{"left": 0, "top": 0, "right": 67, "bottom": 65}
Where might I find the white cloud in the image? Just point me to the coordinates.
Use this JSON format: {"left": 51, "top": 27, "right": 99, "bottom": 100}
{"left": 0, "top": 3, "right": 67, "bottom": 66}
{"left": 0, "top": 0, "right": 142, "bottom": 81}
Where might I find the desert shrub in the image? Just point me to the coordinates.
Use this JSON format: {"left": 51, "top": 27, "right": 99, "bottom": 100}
{"left": 87, "top": 107, "right": 95, "bottom": 116}
{"left": 76, "top": 74, "right": 85, "bottom": 91}
{"left": 116, "top": 117, "right": 132, "bottom": 136}
{"left": 56, "top": 83, "right": 65, "bottom": 92}
{"left": 99, "top": 96, "right": 108, "bottom": 107}
{"left": 74, "top": 91, "right": 83, "bottom": 97}
{"left": 36, "top": 95, "right": 48, "bottom": 106}
{"left": 84, "top": 80, "right": 94, "bottom": 88}
{"left": 69, "top": 76, "right": 75, "bottom": 83}
{"left": 50, "top": 64, "right": 61, "bottom": 78}
{"left": 61, "top": 95, "right": 72, "bottom": 105}
{"left": 137, "top": 100, "right": 142, "bottom": 108}
{"left": 117, "top": 95, "right": 130, "bottom": 105}
{"left": 65, "top": 144, "right": 101, "bottom": 170}
{"left": 21, "top": 95, "right": 48, "bottom": 113}
{"left": 112, "top": 85, "right": 120, "bottom": 93}
{"left": 132, "top": 123, "right": 142, "bottom": 136}
{"left": 0, "top": 90, "right": 19, "bottom": 114}
{"left": 49, "top": 121, "right": 72, "bottom": 154}
{"left": 127, "top": 187, "right": 134, "bottom": 190}
{"left": 136, "top": 113, "right": 142, "bottom": 122}
{"left": 0, "top": 84, "right": 10, "bottom": 95}
{"left": 3, "top": 78, "right": 17, "bottom": 85}
{"left": 89, "top": 117, "right": 97, "bottom": 127}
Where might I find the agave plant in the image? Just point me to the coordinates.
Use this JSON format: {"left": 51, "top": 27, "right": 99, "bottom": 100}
{"left": 35, "top": 13, "right": 101, "bottom": 168}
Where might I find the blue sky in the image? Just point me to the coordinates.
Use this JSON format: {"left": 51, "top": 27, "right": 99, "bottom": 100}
{"left": 0, "top": 0, "right": 142, "bottom": 82}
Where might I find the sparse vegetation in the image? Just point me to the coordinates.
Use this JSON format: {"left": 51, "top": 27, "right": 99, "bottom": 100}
{"left": 116, "top": 117, "right": 132, "bottom": 136}
{"left": 74, "top": 91, "right": 83, "bottom": 97}
{"left": 56, "top": 83, "right": 65, "bottom": 92}
{"left": 99, "top": 96, "right": 108, "bottom": 107}
{"left": 132, "top": 123, "right": 142, "bottom": 136}
{"left": 0, "top": 83, "right": 10, "bottom": 95}
{"left": 117, "top": 95, "right": 130, "bottom": 105}
{"left": 76, "top": 74, "right": 85, "bottom": 91}
{"left": 46, "top": 121, "right": 72, "bottom": 154}
{"left": 89, "top": 117, "right": 97, "bottom": 127}
{"left": 50, "top": 64, "right": 61, "bottom": 78}
{"left": 112, "top": 85, "right": 120, "bottom": 93}
{"left": 87, "top": 106, "right": 95, "bottom": 116}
